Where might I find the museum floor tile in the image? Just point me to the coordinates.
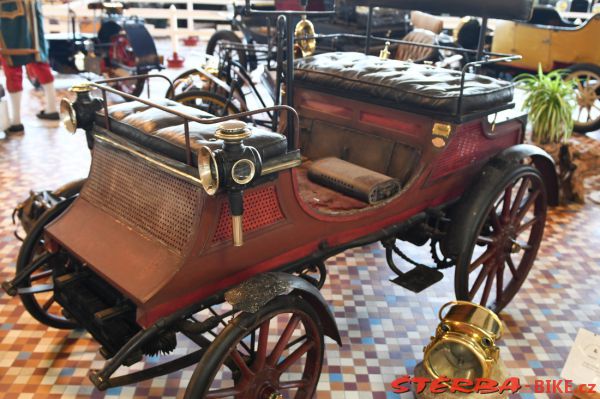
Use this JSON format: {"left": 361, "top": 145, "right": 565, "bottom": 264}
{"left": 0, "top": 78, "right": 599, "bottom": 399}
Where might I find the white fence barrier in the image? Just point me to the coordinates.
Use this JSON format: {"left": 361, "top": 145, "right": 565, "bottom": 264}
{"left": 42, "top": 0, "right": 238, "bottom": 37}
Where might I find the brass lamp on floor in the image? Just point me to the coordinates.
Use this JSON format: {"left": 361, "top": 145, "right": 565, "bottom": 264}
{"left": 423, "top": 301, "right": 504, "bottom": 381}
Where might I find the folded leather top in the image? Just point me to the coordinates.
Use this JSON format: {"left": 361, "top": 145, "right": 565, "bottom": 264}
{"left": 294, "top": 52, "right": 514, "bottom": 117}
{"left": 96, "top": 99, "right": 287, "bottom": 165}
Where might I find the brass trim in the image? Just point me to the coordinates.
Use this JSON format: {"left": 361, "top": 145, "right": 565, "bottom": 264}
{"left": 261, "top": 158, "right": 302, "bottom": 175}
{"left": 232, "top": 215, "right": 243, "bottom": 247}
{"left": 432, "top": 122, "right": 452, "bottom": 138}
{"left": 379, "top": 41, "right": 391, "bottom": 60}
{"left": 69, "top": 83, "right": 93, "bottom": 93}
{"left": 94, "top": 134, "right": 203, "bottom": 188}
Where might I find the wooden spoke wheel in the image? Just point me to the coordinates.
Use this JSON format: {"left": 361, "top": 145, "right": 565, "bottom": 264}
{"left": 566, "top": 64, "right": 600, "bottom": 133}
{"left": 107, "top": 34, "right": 145, "bottom": 98}
{"left": 184, "top": 295, "right": 324, "bottom": 399}
{"left": 15, "top": 200, "right": 78, "bottom": 329}
{"left": 454, "top": 164, "right": 548, "bottom": 313}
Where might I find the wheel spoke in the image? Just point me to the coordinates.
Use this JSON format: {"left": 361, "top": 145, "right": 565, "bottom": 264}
{"left": 277, "top": 340, "right": 314, "bottom": 373}
{"left": 476, "top": 235, "right": 495, "bottom": 245}
{"left": 29, "top": 269, "right": 53, "bottom": 282}
{"left": 501, "top": 185, "right": 513, "bottom": 223}
{"left": 279, "top": 379, "right": 308, "bottom": 390}
{"left": 469, "top": 264, "right": 491, "bottom": 298}
{"left": 206, "top": 386, "right": 242, "bottom": 398}
{"left": 490, "top": 210, "right": 502, "bottom": 231}
{"left": 468, "top": 248, "right": 495, "bottom": 273}
{"left": 506, "top": 256, "right": 519, "bottom": 278}
{"left": 229, "top": 349, "right": 254, "bottom": 379}
{"left": 479, "top": 266, "right": 496, "bottom": 306}
{"left": 267, "top": 315, "right": 301, "bottom": 366}
{"left": 510, "top": 178, "right": 529, "bottom": 220}
{"left": 515, "top": 190, "right": 540, "bottom": 224}
{"left": 496, "top": 264, "right": 504, "bottom": 306}
{"left": 17, "top": 284, "right": 53, "bottom": 295}
{"left": 516, "top": 217, "right": 539, "bottom": 234}
{"left": 252, "top": 319, "right": 270, "bottom": 371}
{"left": 42, "top": 296, "right": 56, "bottom": 312}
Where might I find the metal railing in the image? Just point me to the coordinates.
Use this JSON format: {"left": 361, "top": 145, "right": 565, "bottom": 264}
{"left": 90, "top": 76, "right": 299, "bottom": 166}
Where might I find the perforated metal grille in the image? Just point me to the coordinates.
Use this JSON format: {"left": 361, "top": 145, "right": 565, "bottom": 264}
{"left": 81, "top": 143, "right": 203, "bottom": 253}
{"left": 429, "top": 122, "right": 517, "bottom": 180}
{"left": 212, "top": 185, "right": 284, "bottom": 243}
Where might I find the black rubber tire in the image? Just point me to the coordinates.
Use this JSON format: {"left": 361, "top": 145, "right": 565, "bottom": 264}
{"left": 173, "top": 88, "right": 241, "bottom": 116}
{"left": 206, "top": 30, "right": 248, "bottom": 70}
{"left": 16, "top": 198, "right": 79, "bottom": 329}
{"left": 184, "top": 294, "right": 325, "bottom": 399}
{"left": 566, "top": 63, "right": 600, "bottom": 133}
{"left": 453, "top": 163, "right": 547, "bottom": 313}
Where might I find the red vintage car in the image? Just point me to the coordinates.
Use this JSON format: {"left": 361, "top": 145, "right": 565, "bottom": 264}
{"left": 3, "top": 0, "right": 556, "bottom": 397}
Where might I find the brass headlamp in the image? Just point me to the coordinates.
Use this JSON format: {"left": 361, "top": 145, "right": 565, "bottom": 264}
{"left": 197, "top": 121, "right": 262, "bottom": 247}
{"left": 60, "top": 83, "right": 103, "bottom": 134}
{"left": 423, "top": 301, "right": 504, "bottom": 381}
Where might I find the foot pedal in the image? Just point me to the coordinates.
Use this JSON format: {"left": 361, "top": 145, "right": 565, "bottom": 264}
{"left": 390, "top": 265, "right": 444, "bottom": 293}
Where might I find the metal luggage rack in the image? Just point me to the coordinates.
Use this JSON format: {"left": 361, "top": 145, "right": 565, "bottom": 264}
{"left": 90, "top": 75, "right": 300, "bottom": 167}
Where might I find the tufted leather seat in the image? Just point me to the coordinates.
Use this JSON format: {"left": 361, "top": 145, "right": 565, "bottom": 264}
{"left": 294, "top": 52, "right": 514, "bottom": 117}
{"left": 96, "top": 99, "right": 287, "bottom": 165}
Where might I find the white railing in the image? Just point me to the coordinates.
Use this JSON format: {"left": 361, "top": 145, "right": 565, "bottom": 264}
{"left": 42, "top": 0, "right": 238, "bottom": 37}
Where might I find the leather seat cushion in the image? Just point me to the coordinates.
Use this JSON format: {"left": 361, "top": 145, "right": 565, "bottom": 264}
{"left": 97, "top": 100, "right": 287, "bottom": 165}
{"left": 294, "top": 52, "right": 514, "bottom": 116}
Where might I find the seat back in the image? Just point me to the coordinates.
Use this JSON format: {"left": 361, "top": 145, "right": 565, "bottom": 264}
{"left": 410, "top": 11, "right": 443, "bottom": 34}
{"left": 395, "top": 29, "right": 438, "bottom": 62}
{"left": 529, "top": 6, "right": 576, "bottom": 27}
{"left": 571, "top": 0, "right": 591, "bottom": 12}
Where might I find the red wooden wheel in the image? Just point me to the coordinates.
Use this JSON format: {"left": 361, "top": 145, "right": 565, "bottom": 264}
{"left": 455, "top": 164, "right": 548, "bottom": 312}
{"left": 107, "top": 34, "right": 145, "bottom": 98}
{"left": 185, "top": 295, "right": 324, "bottom": 399}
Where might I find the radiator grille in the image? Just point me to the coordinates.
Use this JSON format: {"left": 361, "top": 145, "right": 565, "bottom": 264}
{"left": 429, "top": 122, "right": 517, "bottom": 180}
{"left": 212, "top": 185, "right": 284, "bottom": 243}
{"left": 81, "top": 143, "right": 203, "bottom": 253}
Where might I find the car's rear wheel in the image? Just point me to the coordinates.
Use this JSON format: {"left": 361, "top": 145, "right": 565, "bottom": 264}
{"left": 454, "top": 164, "right": 548, "bottom": 313}
{"left": 566, "top": 64, "right": 600, "bottom": 133}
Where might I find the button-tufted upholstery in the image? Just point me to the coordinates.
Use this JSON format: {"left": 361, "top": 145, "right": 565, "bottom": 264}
{"left": 294, "top": 52, "right": 514, "bottom": 116}
{"left": 96, "top": 99, "right": 287, "bottom": 165}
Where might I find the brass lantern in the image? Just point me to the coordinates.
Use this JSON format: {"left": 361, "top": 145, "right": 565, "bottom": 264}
{"left": 423, "top": 301, "right": 504, "bottom": 381}
{"left": 294, "top": 15, "right": 316, "bottom": 57}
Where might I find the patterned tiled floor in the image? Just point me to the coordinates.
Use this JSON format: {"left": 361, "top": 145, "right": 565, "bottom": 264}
{"left": 0, "top": 55, "right": 599, "bottom": 398}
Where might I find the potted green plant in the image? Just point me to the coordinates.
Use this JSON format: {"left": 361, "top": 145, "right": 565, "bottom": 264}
{"left": 516, "top": 66, "right": 591, "bottom": 203}
{"left": 516, "top": 65, "right": 575, "bottom": 145}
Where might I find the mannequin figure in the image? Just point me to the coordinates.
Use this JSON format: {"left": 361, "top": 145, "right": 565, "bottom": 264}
{"left": 0, "top": 0, "right": 59, "bottom": 135}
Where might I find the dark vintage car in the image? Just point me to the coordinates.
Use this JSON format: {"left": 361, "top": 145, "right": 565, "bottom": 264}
{"left": 3, "top": 0, "right": 557, "bottom": 396}
{"left": 39, "top": 1, "right": 162, "bottom": 97}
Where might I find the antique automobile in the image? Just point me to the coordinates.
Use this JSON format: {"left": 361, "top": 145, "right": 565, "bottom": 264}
{"left": 34, "top": 1, "right": 162, "bottom": 97}
{"left": 3, "top": 0, "right": 558, "bottom": 396}
{"left": 450, "top": 6, "right": 600, "bottom": 133}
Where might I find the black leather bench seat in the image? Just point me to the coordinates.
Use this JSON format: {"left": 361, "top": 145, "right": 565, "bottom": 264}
{"left": 294, "top": 52, "right": 514, "bottom": 117}
{"left": 96, "top": 99, "right": 287, "bottom": 165}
